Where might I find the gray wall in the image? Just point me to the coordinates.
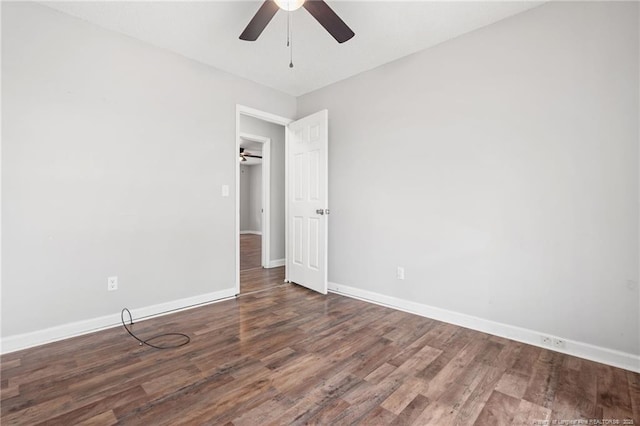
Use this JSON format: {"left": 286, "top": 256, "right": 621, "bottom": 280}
{"left": 298, "top": 1, "right": 639, "bottom": 356}
{"left": 239, "top": 164, "right": 262, "bottom": 233}
{"left": 2, "top": 0, "right": 638, "bottom": 362}
{"left": 239, "top": 115, "right": 286, "bottom": 262}
{"left": 239, "top": 164, "right": 251, "bottom": 232}
{"left": 249, "top": 165, "right": 263, "bottom": 233}
{"left": 1, "top": 2, "right": 296, "bottom": 337}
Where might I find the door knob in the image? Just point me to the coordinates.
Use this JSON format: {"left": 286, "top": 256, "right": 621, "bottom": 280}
{"left": 316, "top": 209, "right": 325, "bottom": 215}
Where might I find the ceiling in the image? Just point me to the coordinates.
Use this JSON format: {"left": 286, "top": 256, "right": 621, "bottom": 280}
{"left": 42, "top": 1, "right": 543, "bottom": 97}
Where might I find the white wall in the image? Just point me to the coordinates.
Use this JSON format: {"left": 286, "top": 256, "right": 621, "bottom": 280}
{"left": 249, "top": 164, "right": 263, "bottom": 232}
{"left": 298, "top": 1, "right": 639, "bottom": 359}
{"left": 2, "top": 0, "right": 639, "bottom": 370}
{"left": 1, "top": 2, "right": 296, "bottom": 343}
{"left": 239, "top": 164, "right": 251, "bottom": 232}
{"left": 239, "top": 164, "right": 262, "bottom": 233}
{"left": 239, "top": 115, "right": 286, "bottom": 262}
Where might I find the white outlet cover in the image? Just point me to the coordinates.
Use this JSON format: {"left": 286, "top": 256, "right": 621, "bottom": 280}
{"left": 108, "top": 276, "right": 118, "bottom": 291}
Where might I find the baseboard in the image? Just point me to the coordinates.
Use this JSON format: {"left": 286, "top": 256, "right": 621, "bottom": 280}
{"left": 328, "top": 282, "right": 640, "bottom": 373}
{"left": 0, "top": 288, "right": 237, "bottom": 355}
{"left": 266, "top": 258, "right": 285, "bottom": 268}
{"left": 240, "top": 230, "right": 262, "bottom": 235}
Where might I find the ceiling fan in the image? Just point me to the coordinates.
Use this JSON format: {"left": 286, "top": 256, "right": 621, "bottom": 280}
{"left": 239, "top": 147, "right": 263, "bottom": 162}
{"left": 240, "top": 0, "right": 354, "bottom": 44}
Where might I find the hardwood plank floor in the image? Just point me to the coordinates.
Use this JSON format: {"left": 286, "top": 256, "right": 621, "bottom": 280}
{"left": 1, "top": 280, "right": 638, "bottom": 425}
{"left": 240, "top": 233, "right": 285, "bottom": 294}
{"left": 241, "top": 266, "right": 286, "bottom": 294}
{"left": 240, "top": 234, "right": 262, "bottom": 271}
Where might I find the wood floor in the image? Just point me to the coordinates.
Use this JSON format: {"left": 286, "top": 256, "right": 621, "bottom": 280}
{"left": 240, "top": 233, "right": 285, "bottom": 294}
{"left": 240, "top": 234, "right": 262, "bottom": 271}
{"left": 1, "top": 280, "right": 639, "bottom": 425}
{"left": 241, "top": 266, "right": 286, "bottom": 294}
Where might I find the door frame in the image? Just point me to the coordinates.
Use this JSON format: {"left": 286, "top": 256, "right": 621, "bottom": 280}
{"left": 239, "top": 133, "right": 270, "bottom": 267}
{"left": 235, "top": 105, "right": 293, "bottom": 295}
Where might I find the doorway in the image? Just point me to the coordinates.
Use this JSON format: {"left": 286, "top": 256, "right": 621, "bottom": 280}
{"left": 236, "top": 106, "right": 292, "bottom": 295}
{"left": 239, "top": 133, "right": 270, "bottom": 269}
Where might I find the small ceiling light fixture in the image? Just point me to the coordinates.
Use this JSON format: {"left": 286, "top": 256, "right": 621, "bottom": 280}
{"left": 274, "top": 0, "right": 305, "bottom": 11}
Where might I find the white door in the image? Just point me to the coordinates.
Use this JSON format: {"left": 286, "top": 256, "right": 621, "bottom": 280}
{"left": 287, "top": 110, "right": 328, "bottom": 294}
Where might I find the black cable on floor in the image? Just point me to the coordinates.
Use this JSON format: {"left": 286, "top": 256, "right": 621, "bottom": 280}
{"left": 121, "top": 308, "right": 190, "bottom": 349}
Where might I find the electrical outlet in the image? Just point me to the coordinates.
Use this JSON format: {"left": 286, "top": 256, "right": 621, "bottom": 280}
{"left": 107, "top": 276, "right": 118, "bottom": 291}
{"left": 540, "top": 335, "right": 566, "bottom": 350}
{"left": 396, "top": 267, "right": 405, "bottom": 280}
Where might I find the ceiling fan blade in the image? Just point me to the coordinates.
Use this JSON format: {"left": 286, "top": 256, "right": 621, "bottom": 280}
{"left": 303, "top": 0, "right": 354, "bottom": 44}
{"left": 240, "top": 0, "right": 280, "bottom": 41}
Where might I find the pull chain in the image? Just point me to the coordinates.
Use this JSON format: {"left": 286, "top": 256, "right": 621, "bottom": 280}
{"left": 288, "top": 11, "right": 294, "bottom": 68}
